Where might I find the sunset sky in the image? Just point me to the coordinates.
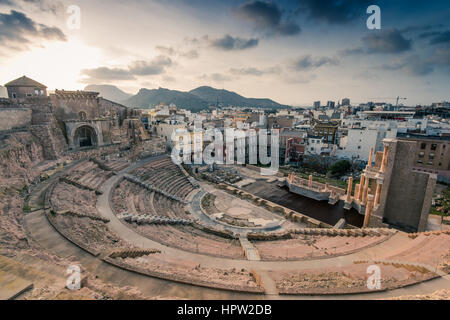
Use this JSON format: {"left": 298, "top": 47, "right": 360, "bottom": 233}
{"left": 0, "top": 0, "right": 449, "bottom": 106}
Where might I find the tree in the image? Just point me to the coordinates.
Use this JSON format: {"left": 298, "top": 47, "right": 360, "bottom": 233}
{"left": 328, "top": 160, "right": 351, "bottom": 177}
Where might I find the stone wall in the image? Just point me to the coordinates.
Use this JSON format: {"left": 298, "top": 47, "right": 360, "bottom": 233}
{"left": 377, "top": 140, "right": 437, "bottom": 232}
{"left": 0, "top": 132, "right": 45, "bottom": 186}
{"left": 50, "top": 91, "right": 100, "bottom": 121}
{"left": 98, "top": 98, "right": 128, "bottom": 125}
{"left": 0, "top": 108, "right": 32, "bottom": 131}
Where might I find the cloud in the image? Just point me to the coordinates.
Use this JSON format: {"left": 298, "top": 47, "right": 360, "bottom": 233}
{"left": 282, "top": 73, "right": 316, "bottom": 84}
{"left": 403, "top": 56, "right": 434, "bottom": 76}
{"left": 429, "top": 47, "right": 450, "bottom": 66}
{"left": 81, "top": 55, "right": 174, "bottom": 82}
{"left": 210, "top": 34, "right": 259, "bottom": 51}
{"left": 230, "top": 66, "right": 281, "bottom": 76}
{"left": 339, "top": 47, "right": 365, "bottom": 56}
{"left": 342, "top": 29, "right": 413, "bottom": 57}
{"left": 2, "top": 0, "right": 65, "bottom": 15}
{"left": 235, "top": 1, "right": 301, "bottom": 36}
{"left": 297, "top": 0, "right": 372, "bottom": 25}
{"left": 162, "top": 76, "right": 176, "bottom": 82}
{"left": 155, "top": 46, "right": 177, "bottom": 56}
{"left": 419, "top": 30, "right": 450, "bottom": 45}
{"left": 400, "top": 24, "right": 445, "bottom": 34}
{"left": 381, "top": 56, "right": 434, "bottom": 77}
{"left": 128, "top": 56, "right": 173, "bottom": 76}
{"left": 199, "top": 73, "right": 232, "bottom": 83}
{"left": 291, "top": 55, "right": 339, "bottom": 71}
{"left": 180, "top": 50, "right": 199, "bottom": 59}
{"left": 23, "top": 0, "right": 65, "bottom": 15}
{"left": 81, "top": 67, "right": 136, "bottom": 82}
{"left": 355, "top": 70, "right": 380, "bottom": 81}
{"left": 361, "top": 29, "right": 412, "bottom": 54}
{"left": 156, "top": 46, "right": 199, "bottom": 59}
{"left": 0, "top": 10, "right": 66, "bottom": 52}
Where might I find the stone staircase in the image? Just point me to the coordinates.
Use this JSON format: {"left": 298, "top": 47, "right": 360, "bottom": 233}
{"left": 239, "top": 236, "right": 261, "bottom": 261}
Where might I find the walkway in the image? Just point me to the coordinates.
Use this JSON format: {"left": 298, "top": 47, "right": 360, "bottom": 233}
{"left": 239, "top": 236, "right": 261, "bottom": 261}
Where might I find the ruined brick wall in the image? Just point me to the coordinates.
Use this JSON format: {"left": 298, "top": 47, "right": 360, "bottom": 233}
{"left": 64, "top": 144, "right": 129, "bottom": 161}
{"left": 30, "top": 116, "right": 68, "bottom": 160}
{"left": 0, "top": 108, "right": 32, "bottom": 130}
{"left": 0, "top": 132, "right": 45, "bottom": 185}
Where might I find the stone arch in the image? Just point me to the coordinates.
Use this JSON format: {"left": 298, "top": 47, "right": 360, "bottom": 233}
{"left": 73, "top": 125, "right": 98, "bottom": 148}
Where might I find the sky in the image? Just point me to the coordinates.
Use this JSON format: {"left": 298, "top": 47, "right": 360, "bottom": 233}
{"left": 0, "top": 0, "right": 449, "bottom": 106}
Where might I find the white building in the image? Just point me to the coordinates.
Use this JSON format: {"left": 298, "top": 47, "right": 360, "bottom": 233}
{"left": 155, "top": 120, "right": 187, "bottom": 147}
{"left": 306, "top": 136, "right": 327, "bottom": 155}
{"left": 336, "top": 126, "right": 397, "bottom": 162}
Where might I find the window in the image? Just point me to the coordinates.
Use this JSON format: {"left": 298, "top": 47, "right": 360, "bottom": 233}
{"left": 420, "top": 143, "right": 426, "bottom": 150}
{"left": 429, "top": 153, "right": 435, "bottom": 160}
{"left": 427, "top": 161, "right": 433, "bottom": 165}
{"left": 417, "top": 160, "right": 423, "bottom": 164}
{"left": 418, "top": 152, "right": 424, "bottom": 158}
{"left": 431, "top": 144, "right": 437, "bottom": 151}
{"left": 12, "top": 93, "right": 17, "bottom": 98}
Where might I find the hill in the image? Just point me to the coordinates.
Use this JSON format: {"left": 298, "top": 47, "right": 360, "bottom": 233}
{"left": 189, "top": 86, "right": 289, "bottom": 109}
{"left": 84, "top": 84, "right": 132, "bottom": 102}
{"left": 123, "top": 88, "right": 209, "bottom": 112}
{"left": 122, "top": 86, "right": 290, "bottom": 111}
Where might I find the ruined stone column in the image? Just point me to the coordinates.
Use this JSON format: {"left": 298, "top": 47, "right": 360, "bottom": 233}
{"left": 367, "top": 147, "right": 374, "bottom": 167}
{"left": 346, "top": 177, "right": 353, "bottom": 203}
{"left": 362, "top": 176, "right": 370, "bottom": 205}
{"left": 380, "top": 146, "right": 389, "bottom": 173}
{"left": 358, "top": 175, "right": 365, "bottom": 201}
{"left": 308, "top": 175, "right": 313, "bottom": 188}
{"left": 289, "top": 172, "right": 294, "bottom": 183}
{"left": 363, "top": 195, "right": 375, "bottom": 228}
{"left": 354, "top": 183, "right": 360, "bottom": 200}
{"left": 374, "top": 182, "right": 382, "bottom": 206}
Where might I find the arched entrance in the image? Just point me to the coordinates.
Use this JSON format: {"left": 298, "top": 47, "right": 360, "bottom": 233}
{"left": 73, "top": 125, "right": 98, "bottom": 148}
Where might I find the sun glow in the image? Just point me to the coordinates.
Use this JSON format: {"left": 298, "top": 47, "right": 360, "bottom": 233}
{"left": 1, "top": 38, "right": 103, "bottom": 91}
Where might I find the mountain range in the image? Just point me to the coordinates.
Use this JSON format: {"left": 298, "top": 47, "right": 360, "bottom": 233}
{"left": 84, "top": 84, "right": 133, "bottom": 103}
{"left": 85, "top": 84, "right": 291, "bottom": 111}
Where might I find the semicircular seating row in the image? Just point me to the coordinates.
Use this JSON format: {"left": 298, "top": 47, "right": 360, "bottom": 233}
{"left": 130, "top": 157, "right": 195, "bottom": 200}
{"left": 112, "top": 179, "right": 246, "bottom": 259}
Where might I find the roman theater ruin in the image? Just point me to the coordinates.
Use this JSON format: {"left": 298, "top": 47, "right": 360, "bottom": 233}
{"left": 0, "top": 76, "right": 448, "bottom": 300}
